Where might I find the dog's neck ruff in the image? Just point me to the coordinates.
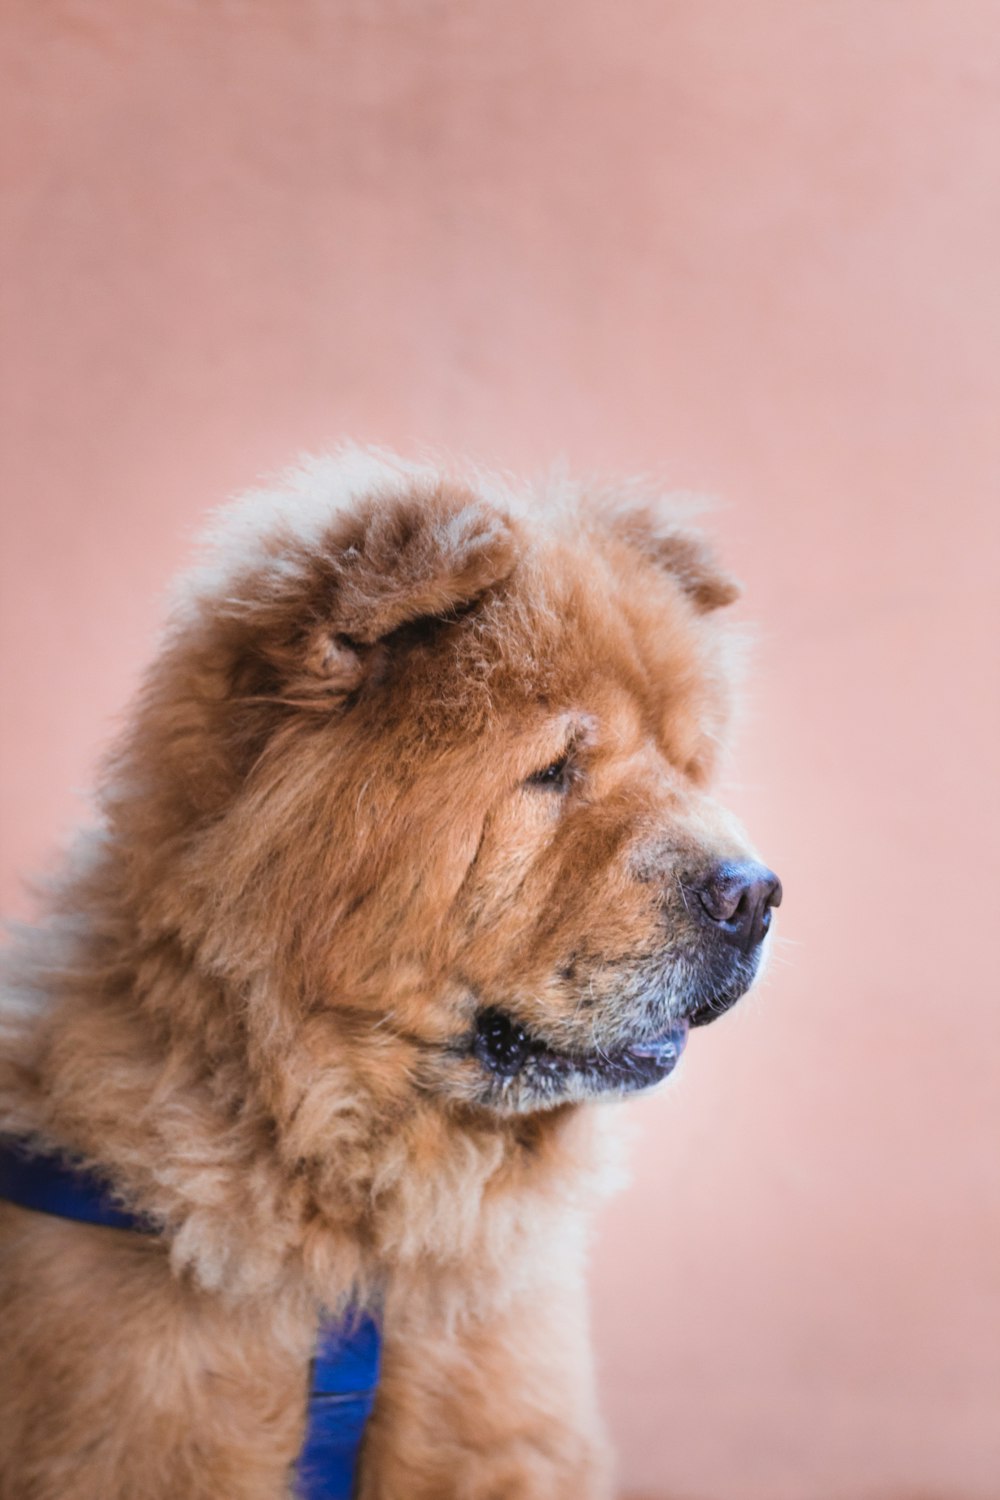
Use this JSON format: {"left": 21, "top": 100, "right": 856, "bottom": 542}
{"left": 0, "top": 1138, "right": 380, "bottom": 1500}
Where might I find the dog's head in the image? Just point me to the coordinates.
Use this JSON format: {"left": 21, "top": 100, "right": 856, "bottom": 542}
{"left": 116, "top": 450, "right": 779, "bottom": 1118}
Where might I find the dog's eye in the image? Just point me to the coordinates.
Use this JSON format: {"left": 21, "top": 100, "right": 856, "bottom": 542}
{"left": 526, "top": 755, "right": 573, "bottom": 792}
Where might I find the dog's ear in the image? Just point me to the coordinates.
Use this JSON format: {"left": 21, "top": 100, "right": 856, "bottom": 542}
{"left": 311, "top": 482, "right": 518, "bottom": 644}
{"left": 120, "top": 478, "right": 518, "bottom": 831}
{"left": 236, "top": 480, "right": 519, "bottom": 706}
{"left": 601, "top": 501, "right": 740, "bottom": 612}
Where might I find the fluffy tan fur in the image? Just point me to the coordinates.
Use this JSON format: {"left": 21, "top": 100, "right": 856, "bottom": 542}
{"left": 0, "top": 448, "right": 757, "bottom": 1499}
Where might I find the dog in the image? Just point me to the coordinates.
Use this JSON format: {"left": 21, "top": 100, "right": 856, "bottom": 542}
{"left": 0, "top": 447, "right": 780, "bottom": 1499}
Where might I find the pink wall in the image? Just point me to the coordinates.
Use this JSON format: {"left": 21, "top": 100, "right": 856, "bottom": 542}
{"left": 2, "top": 3, "right": 998, "bottom": 1496}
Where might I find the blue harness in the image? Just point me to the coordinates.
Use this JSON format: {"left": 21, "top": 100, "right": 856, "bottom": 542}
{"left": 0, "top": 1139, "right": 380, "bottom": 1500}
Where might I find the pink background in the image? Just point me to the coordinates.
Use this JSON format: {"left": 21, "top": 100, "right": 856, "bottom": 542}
{"left": 2, "top": 3, "right": 998, "bottom": 1497}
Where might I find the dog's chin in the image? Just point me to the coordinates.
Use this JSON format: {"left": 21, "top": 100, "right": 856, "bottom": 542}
{"left": 467, "top": 1008, "right": 689, "bottom": 1112}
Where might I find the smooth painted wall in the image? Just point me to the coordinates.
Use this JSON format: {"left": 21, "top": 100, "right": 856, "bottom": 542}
{"left": 2, "top": 4, "right": 998, "bottom": 1497}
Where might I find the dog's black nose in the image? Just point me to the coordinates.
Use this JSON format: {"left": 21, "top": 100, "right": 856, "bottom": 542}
{"left": 694, "top": 861, "right": 782, "bottom": 950}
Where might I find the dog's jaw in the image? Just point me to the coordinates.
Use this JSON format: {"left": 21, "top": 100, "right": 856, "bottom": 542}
{"left": 468, "top": 1006, "right": 689, "bottom": 1110}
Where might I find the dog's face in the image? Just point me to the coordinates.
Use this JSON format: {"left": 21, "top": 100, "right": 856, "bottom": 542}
{"left": 435, "top": 631, "right": 779, "bottom": 1114}
{"left": 146, "top": 458, "right": 779, "bottom": 1119}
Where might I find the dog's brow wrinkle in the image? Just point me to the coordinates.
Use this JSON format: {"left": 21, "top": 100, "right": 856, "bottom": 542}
{"left": 452, "top": 818, "right": 490, "bottom": 906}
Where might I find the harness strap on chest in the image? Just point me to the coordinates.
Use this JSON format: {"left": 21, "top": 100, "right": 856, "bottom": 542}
{"left": 0, "top": 1138, "right": 380, "bottom": 1500}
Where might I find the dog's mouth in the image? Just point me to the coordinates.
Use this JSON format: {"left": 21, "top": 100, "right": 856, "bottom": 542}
{"left": 461, "top": 942, "right": 766, "bottom": 1110}
{"left": 472, "top": 1007, "right": 689, "bottom": 1096}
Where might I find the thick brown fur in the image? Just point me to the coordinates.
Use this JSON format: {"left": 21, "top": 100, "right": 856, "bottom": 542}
{"left": 0, "top": 448, "right": 762, "bottom": 1499}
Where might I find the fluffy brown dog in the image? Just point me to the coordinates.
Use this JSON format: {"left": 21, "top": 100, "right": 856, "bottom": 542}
{"left": 0, "top": 448, "right": 779, "bottom": 1499}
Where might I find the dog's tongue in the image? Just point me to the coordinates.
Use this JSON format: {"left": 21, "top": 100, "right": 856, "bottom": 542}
{"left": 626, "top": 1022, "right": 689, "bottom": 1068}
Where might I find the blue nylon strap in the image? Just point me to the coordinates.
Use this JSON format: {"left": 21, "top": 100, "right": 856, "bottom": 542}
{"left": 294, "top": 1313, "right": 381, "bottom": 1499}
{"left": 0, "top": 1138, "right": 380, "bottom": 1500}
{"left": 0, "top": 1139, "right": 158, "bottom": 1233}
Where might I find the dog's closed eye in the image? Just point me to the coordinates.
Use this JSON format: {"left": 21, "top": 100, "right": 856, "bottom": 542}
{"left": 525, "top": 755, "right": 574, "bottom": 793}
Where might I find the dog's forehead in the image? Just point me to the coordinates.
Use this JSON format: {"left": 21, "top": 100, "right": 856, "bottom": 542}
{"left": 498, "top": 531, "right": 731, "bottom": 767}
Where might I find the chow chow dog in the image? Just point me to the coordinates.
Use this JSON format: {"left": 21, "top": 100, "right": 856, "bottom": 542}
{"left": 0, "top": 448, "right": 780, "bottom": 1499}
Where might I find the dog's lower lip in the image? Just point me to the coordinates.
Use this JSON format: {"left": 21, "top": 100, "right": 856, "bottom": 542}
{"left": 625, "top": 1021, "right": 689, "bottom": 1063}
{"left": 472, "top": 1007, "right": 690, "bottom": 1098}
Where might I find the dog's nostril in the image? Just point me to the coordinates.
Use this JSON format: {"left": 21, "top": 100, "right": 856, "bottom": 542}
{"left": 694, "top": 861, "right": 782, "bottom": 950}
